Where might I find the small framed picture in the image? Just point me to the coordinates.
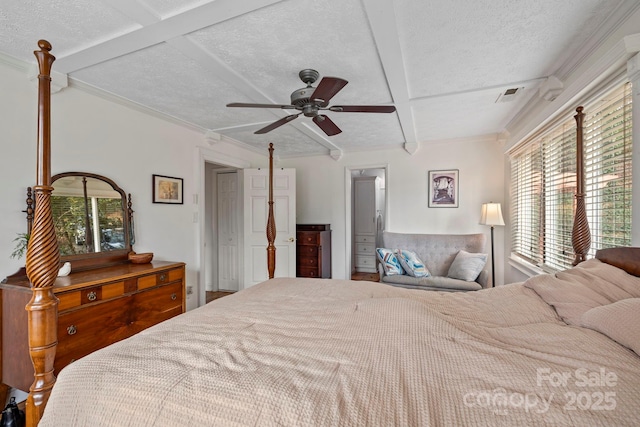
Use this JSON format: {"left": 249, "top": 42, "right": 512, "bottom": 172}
{"left": 428, "top": 169, "right": 459, "bottom": 208}
{"left": 153, "top": 174, "right": 183, "bottom": 204}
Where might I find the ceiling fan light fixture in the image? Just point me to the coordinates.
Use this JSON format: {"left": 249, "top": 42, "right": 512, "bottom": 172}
{"left": 227, "top": 69, "right": 396, "bottom": 136}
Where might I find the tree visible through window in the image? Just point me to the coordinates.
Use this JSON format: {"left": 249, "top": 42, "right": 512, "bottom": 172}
{"left": 510, "top": 82, "right": 632, "bottom": 271}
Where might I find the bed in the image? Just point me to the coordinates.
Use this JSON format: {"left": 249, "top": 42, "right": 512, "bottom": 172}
{"left": 23, "top": 41, "right": 640, "bottom": 426}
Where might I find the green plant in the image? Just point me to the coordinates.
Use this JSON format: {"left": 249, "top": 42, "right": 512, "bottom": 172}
{"left": 10, "top": 233, "right": 29, "bottom": 259}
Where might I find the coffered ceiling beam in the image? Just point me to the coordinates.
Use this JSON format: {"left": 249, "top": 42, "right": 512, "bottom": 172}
{"left": 55, "top": 0, "right": 285, "bottom": 73}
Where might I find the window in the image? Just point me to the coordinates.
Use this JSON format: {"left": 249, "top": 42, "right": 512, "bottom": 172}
{"left": 510, "top": 82, "right": 632, "bottom": 271}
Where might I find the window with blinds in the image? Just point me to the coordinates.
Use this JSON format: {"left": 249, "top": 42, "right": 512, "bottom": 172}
{"left": 510, "top": 82, "right": 632, "bottom": 272}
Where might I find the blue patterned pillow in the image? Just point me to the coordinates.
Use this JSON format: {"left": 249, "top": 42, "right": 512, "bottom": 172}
{"left": 376, "top": 248, "right": 404, "bottom": 276}
{"left": 397, "top": 249, "right": 430, "bottom": 278}
{"left": 447, "top": 250, "right": 487, "bottom": 281}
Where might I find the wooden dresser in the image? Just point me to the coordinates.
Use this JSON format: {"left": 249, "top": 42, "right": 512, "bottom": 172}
{"left": 296, "top": 224, "right": 331, "bottom": 278}
{"left": 0, "top": 260, "right": 185, "bottom": 392}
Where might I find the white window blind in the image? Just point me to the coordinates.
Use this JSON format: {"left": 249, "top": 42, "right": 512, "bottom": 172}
{"left": 510, "top": 82, "right": 632, "bottom": 271}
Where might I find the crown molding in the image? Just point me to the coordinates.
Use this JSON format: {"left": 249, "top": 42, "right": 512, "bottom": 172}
{"left": 506, "top": 33, "right": 640, "bottom": 150}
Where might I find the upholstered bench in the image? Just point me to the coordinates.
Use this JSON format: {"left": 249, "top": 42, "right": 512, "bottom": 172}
{"left": 377, "top": 231, "right": 488, "bottom": 292}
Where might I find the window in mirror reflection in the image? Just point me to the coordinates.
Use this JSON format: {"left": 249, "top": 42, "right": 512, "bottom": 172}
{"left": 51, "top": 176, "right": 125, "bottom": 256}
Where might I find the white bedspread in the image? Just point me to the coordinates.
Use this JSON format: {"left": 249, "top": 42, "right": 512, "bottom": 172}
{"left": 40, "top": 260, "right": 640, "bottom": 426}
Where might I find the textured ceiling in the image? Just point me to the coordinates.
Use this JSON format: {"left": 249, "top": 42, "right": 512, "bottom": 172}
{"left": 0, "top": 0, "right": 634, "bottom": 158}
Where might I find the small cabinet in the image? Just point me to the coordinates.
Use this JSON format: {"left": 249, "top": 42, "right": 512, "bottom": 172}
{"left": 296, "top": 224, "right": 331, "bottom": 278}
{"left": 354, "top": 177, "right": 381, "bottom": 273}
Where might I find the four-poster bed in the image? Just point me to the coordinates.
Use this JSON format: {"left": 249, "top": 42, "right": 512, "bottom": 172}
{"left": 16, "top": 40, "right": 640, "bottom": 426}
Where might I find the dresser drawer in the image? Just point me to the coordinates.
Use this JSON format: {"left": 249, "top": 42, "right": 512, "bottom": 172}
{"left": 298, "top": 256, "right": 318, "bottom": 267}
{"left": 355, "top": 255, "right": 376, "bottom": 269}
{"left": 56, "top": 296, "right": 134, "bottom": 373}
{"left": 355, "top": 242, "right": 375, "bottom": 255}
{"left": 298, "top": 245, "right": 319, "bottom": 256}
{"left": 355, "top": 235, "right": 375, "bottom": 244}
{"left": 297, "top": 231, "right": 320, "bottom": 245}
{"left": 134, "top": 282, "right": 183, "bottom": 330}
{"left": 297, "top": 266, "right": 321, "bottom": 278}
{"left": 57, "top": 281, "right": 128, "bottom": 311}
{"left": 137, "top": 267, "right": 183, "bottom": 290}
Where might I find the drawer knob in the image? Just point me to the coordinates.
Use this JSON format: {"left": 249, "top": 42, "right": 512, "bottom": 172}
{"left": 87, "top": 291, "right": 97, "bottom": 301}
{"left": 67, "top": 325, "right": 77, "bottom": 335}
{"left": 159, "top": 274, "right": 167, "bottom": 282}
{"left": 171, "top": 293, "right": 177, "bottom": 301}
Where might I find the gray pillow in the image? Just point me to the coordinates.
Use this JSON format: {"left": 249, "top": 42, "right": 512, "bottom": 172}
{"left": 447, "top": 250, "right": 487, "bottom": 281}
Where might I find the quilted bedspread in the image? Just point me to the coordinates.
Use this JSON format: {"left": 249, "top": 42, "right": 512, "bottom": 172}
{"left": 40, "top": 259, "right": 640, "bottom": 426}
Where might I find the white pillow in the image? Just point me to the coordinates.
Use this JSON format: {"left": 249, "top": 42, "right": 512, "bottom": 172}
{"left": 580, "top": 298, "right": 640, "bottom": 356}
{"left": 397, "top": 249, "right": 430, "bottom": 278}
{"left": 447, "top": 250, "right": 487, "bottom": 281}
{"left": 376, "top": 248, "right": 404, "bottom": 276}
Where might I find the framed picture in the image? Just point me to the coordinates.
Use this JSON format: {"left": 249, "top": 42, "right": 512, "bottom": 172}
{"left": 428, "top": 169, "right": 459, "bottom": 208}
{"left": 153, "top": 174, "right": 183, "bottom": 204}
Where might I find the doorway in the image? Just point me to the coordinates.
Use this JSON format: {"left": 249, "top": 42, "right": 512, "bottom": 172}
{"left": 198, "top": 147, "right": 250, "bottom": 307}
{"left": 205, "top": 165, "right": 241, "bottom": 294}
{"left": 344, "top": 166, "right": 388, "bottom": 280}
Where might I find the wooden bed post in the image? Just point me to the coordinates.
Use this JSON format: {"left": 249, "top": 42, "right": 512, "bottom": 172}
{"left": 24, "top": 40, "right": 60, "bottom": 426}
{"left": 266, "top": 143, "right": 276, "bottom": 279}
{"left": 572, "top": 106, "right": 591, "bottom": 265}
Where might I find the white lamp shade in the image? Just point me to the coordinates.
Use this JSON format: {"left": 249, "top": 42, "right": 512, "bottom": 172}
{"left": 480, "top": 203, "right": 505, "bottom": 226}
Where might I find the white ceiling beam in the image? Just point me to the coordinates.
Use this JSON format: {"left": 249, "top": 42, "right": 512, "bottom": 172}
{"left": 56, "top": 0, "right": 285, "bottom": 73}
{"left": 97, "top": 0, "right": 338, "bottom": 156}
{"left": 361, "top": 0, "right": 416, "bottom": 150}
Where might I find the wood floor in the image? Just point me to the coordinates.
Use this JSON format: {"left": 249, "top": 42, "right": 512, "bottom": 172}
{"left": 206, "top": 291, "right": 234, "bottom": 303}
{"left": 350, "top": 272, "right": 380, "bottom": 282}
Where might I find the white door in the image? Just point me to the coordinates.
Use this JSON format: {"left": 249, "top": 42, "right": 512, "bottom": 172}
{"left": 242, "top": 168, "right": 296, "bottom": 288}
{"left": 218, "top": 172, "right": 239, "bottom": 291}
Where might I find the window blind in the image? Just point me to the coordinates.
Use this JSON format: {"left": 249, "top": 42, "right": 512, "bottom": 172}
{"left": 510, "top": 82, "right": 632, "bottom": 271}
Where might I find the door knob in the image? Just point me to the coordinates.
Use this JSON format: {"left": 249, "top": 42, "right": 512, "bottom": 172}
{"left": 288, "top": 237, "right": 295, "bottom": 242}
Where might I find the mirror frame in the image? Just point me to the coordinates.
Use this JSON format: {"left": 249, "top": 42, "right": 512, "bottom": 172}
{"left": 33, "top": 172, "right": 134, "bottom": 272}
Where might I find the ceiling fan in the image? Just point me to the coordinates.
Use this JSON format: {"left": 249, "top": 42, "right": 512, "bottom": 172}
{"left": 226, "top": 69, "right": 396, "bottom": 136}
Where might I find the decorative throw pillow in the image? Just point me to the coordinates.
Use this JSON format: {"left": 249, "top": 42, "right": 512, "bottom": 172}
{"left": 580, "top": 298, "right": 640, "bottom": 356}
{"left": 397, "top": 249, "right": 430, "bottom": 278}
{"left": 447, "top": 250, "right": 487, "bottom": 281}
{"left": 376, "top": 248, "right": 404, "bottom": 276}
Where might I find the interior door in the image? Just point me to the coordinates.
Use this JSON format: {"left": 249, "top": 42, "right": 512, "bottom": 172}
{"left": 242, "top": 168, "right": 296, "bottom": 288}
{"left": 217, "top": 172, "right": 239, "bottom": 291}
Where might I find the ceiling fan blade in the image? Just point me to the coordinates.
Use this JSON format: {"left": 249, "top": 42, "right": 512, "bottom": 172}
{"left": 329, "top": 105, "right": 396, "bottom": 113}
{"left": 255, "top": 113, "right": 301, "bottom": 134}
{"left": 310, "top": 77, "right": 348, "bottom": 106}
{"left": 227, "top": 102, "right": 296, "bottom": 109}
{"left": 313, "top": 115, "right": 342, "bottom": 136}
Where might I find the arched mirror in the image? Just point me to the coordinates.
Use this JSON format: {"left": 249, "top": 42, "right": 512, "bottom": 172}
{"left": 51, "top": 172, "right": 132, "bottom": 256}
{"left": 25, "top": 172, "right": 134, "bottom": 271}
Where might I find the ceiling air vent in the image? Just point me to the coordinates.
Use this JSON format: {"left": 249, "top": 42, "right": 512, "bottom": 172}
{"left": 495, "top": 87, "right": 524, "bottom": 103}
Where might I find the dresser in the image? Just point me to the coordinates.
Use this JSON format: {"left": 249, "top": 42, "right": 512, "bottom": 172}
{"left": 296, "top": 224, "right": 332, "bottom": 278}
{"left": 0, "top": 260, "right": 185, "bottom": 392}
{"left": 354, "top": 177, "right": 381, "bottom": 273}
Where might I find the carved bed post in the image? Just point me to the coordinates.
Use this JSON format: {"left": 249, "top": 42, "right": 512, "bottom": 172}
{"left": 24, "top": 40, "right": 60, "bottom": 426}
{"left": 572, "top": 106, "right": 591, "bottom": 265}
{"left": 266, "top": 143, "right": 276, "bottom": 279}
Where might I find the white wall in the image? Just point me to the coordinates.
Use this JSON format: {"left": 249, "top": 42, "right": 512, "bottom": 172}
{"left": 0, "top": 60, "right": 264, "bottom": 311}
{"left": 278, "top": 137, "right": 506, "bottom": 284}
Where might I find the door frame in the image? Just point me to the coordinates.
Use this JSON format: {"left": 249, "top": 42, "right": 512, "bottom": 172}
{"left": 344, "top": 164, "right": 390, "bottom": 279}
{"left": 197, "top": 147, "right": 250, "bottom": 307}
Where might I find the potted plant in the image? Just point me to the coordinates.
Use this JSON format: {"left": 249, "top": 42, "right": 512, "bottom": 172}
{"left": 10, "top": 233, "right": 29, "bottom": 259}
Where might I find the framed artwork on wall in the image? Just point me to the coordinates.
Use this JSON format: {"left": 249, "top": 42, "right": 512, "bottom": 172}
{"left": 153, "top": 174, "right": 183, "bottom": 204}
{"left": 428, "top": 169, "right": 459, "bottom": 208}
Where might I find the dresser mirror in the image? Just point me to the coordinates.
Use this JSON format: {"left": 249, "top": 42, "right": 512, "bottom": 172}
{"left": 51, "top": 172, "right": 133, "bottom": 256}
{"left": 26, "top": 172, "right": 134, "bottom": 272}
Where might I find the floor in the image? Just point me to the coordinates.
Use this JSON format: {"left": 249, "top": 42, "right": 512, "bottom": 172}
{"left": 350, "top": 272, "right": 380, "bottom": 282}
{"left": 206, "top": 291, "right": 234, "bottom": 303}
